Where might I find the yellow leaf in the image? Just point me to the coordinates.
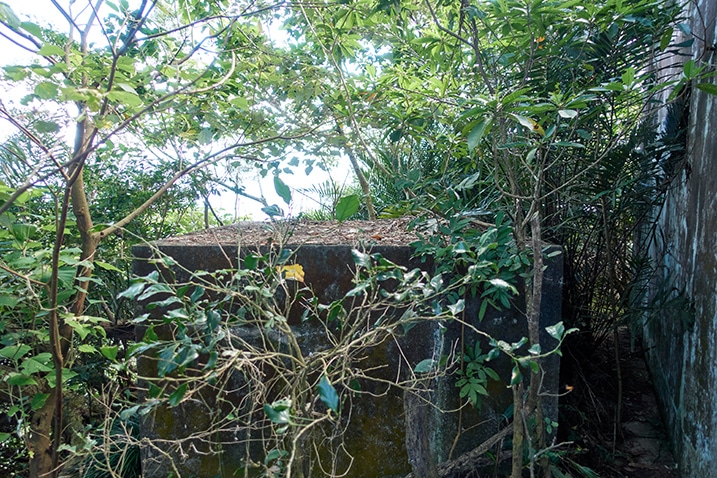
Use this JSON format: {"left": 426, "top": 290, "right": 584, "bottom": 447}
{"left": 276, "top": 264, "right": 305, "bottom": 282}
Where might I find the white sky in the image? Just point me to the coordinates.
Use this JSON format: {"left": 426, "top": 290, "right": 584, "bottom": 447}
{"left": 0, "top": 0, "right": 354, "bottom": 221}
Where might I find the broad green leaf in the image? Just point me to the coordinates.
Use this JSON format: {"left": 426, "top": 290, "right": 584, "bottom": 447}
{"left": 78, "top": 344, "right": 97, "bottom": 353}
{"left": 35, "top": 81, "right": 59, "bottom": 100}
{"left": 335, "top": 194, "right": 359, "bottom": 221}
{"left": 448, "top": 299, "right": 465, "bottom": 315}
{"left": 116, "top": 82, "right": 139, "bottom": 94}
{"left": 6, "top": 372, "right": 37, "bottom": 387}
{"left": 0, "top": 344, "right": 31, "bottom": 360}
{"left": 621, "top": 67, "right": 636, "bottom": 86}
{"left": 351, "top": 249, "right": 371, "bottom": 268}
{"left": 168, "top": 383, "right": 188, "bottom": 407}
{"left": 264, "top": 403, "right": 290, "bottom": 424}
{"left": 273, "top": 175, "right": 292, "bottom": 205}
{"left": 35, "top": 120, "right": 60, "bottom": 133}
{"left": 510, "top": 114, "right": 545, "bottom": 136}
{"left": 107, "top": 90, "right": 143, "bottom": 107}
{"left": 546, "top": 321, "right": 566, "bottom": 341}
{"left": 510, "top": 365, "right": 522, "bottom": 386}
{"left": 0, "top": 295, "right": 19, "bottom": 307}
{"left": 414, "top": 359, "right": 436, "bottom": 374}
{"left": 467, "top": 118, "right": 491, "bottom": 151}
{"left": 553, "top": 141, "right": 586, "bottom": 149}
{"left": 21, "top": 353, "right": 53, "bottom": 374}
{"left": 317, "top": 375, "right": 339, "bottom": 413}
{"left": 37, "top": 44, "right": 65, "bottom": 57}
{"left": 261, "top": 204, "right": 283, "bottom": 217}
{"left": 31, "top": 393, "right": 50, "bottom": 411}
{"left": 64, "top": 318, "right": 92, "bottom": 340}
{"left": 21, "top": 21, "right": 42, "bottom": 38}
{"left": 118, "top": 282, "right": 146, "bottom": 300}
{"left": 95, "top": 260, "right": 123, "bottom": 272}
{"left": 198, "top": 128, "right": 213, "bottom": 145}
{"left": 489, "top": 278, "right": 517, "bottom": 293}
{"left": 558, "top": 109, "right": 578, "bottom": 119}
{"left": 229, "top": 97, "right": 249, "bottom": 110}
{"left": 0, "top": 3, "right": 21, "bottom": 28}
{"left": 696, "top": 83, "right": 717, "bottom": 96}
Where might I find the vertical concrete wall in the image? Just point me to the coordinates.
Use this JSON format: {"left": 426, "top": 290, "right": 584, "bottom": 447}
{"left": 644, "top": 1, "right": 717, "bottom": 475}
{"left": 132, "top": 238, "right": 563, "bottom": 478}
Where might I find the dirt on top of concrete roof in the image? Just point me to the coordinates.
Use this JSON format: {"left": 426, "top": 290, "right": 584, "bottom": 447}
{"left": 154, "top": 217, "right": 420, "bottom": 248}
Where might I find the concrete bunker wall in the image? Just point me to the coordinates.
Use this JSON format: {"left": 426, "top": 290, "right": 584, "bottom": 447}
{"left": 132, "top": 227, "right": 563, "bottom": 477}
{"left": 644, "top": 1, "right": 717, "bottom": 476}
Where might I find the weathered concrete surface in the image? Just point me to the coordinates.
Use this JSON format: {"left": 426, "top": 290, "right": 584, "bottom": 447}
{"left": 132, "top": 235, "right": 563, "bottom": 477}
{"left": 644, "top": 1, "right": 717, "bottom": 475}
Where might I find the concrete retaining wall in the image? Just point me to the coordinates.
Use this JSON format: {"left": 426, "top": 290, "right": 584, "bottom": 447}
{"left": 132, "top": 233, "right": 563, "bottom": 477}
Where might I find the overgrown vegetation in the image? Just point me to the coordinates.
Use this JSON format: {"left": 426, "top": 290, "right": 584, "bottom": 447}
{"left": 0, "top": 0, "right": 710, "bottom": 476}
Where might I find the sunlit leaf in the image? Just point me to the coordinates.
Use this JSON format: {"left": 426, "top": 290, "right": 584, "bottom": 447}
{"left": 276, "top": 263, "right": 305, "bottom": 282}
{"left": 335, "top": 194, "right": 360, "bottom": 221}
{"left": 273, "top": 175, "right": 292, "bottom": 205}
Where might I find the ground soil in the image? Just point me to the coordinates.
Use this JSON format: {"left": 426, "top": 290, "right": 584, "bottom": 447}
{"left": 559, "top": 328, "right": 679, "bottom": 478}
{"left": 155, "top": 217, "right": 421, "bottom": 247}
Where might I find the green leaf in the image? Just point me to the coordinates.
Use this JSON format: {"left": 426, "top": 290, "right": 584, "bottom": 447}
{"left": 264, "top": 403, "right": 290, "bottom": 424}
{"left": 546, "top": 321, "right": 566, "bottom": 341}
{"left": 558, "top": 109, "right": 578, "bottom": 119}
{"left": 466, "top": 118, "right": 491, "bottom": 151}
{"left": 0, "top": 433, "right": 10, "bottom": 443}
{"left": 414, "top": 359, "right": 436, "bottom": 374}
{"left": 78, "top": 344, "right": 97, "bottom": 353}
{"left": 21, "top": 21, "right": 42, "bottom": 38}
{"left": 696, "top": 83, "right": 717, "bottom": 96}
{"left": 6, "top": 372, "right": 37, "bottom": 387}
{"left": 553, "top": 141, "right": 585, "bottom": 149}
{"left": 509, "top": 365, "right": 522, "bottom": 387}
{"left": 261, "top": 204, "right": 283, "bottom": 217}
{"left": 37, "top": 44, "right": 65, "bottom": 56}
{"left": 351, "top": 249, "right": 371, "bottom": 268}
{"left": 107, "top": 90, "right": 143, "bottom": 107}
{"left": 273, "top": 175, "right": 292, "bottom": 205}
{"left": 0, "top": 344, "right": 31, "bottom": 360}
{"left": 168, "top": 384, "right": 187, "bottom": 407}
{"left": 198, "top": 128, "right": 213, "bottom": 145}
{"left": 34, "top": 81, "right": 59, "bottom": 100}
{"left": 21, "top": 353, "right": 53, "bottom": 374}
{"left": 95, "top": 260, "right": 123, "bottom": 272}
{"left": 0, "top": 3, "right": 21, "bottom": 28}
{"left": 229, "top": 97, "right": 249, "bottom": 110}
{"left": 65, "top": 318, "right": 92, "bottom": 340}
{"left": 317, "top": 375, "right": 339, "bottom": 413}
{"left": 448, "top": 299, "right": 464, "bottom": 315}
{"left": 118, "top": 282, "right": 146, "bottom": 300}
{"left": 621, "top": 67, "right": 635, "bottom": 86}
{"left": 478, "top": 299, "right": 489, "bottom": 321}
{"left": 100, "top": 345, "right": 119, "bottom": 362}
{"left": 35, "top": 120, "right": 60, "bottom": 133}
{"left": 335, "top": 194, "right": 360, "bottom": 221}
{"left": 31, "top": 393, "right": 50, "bottom": 411}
